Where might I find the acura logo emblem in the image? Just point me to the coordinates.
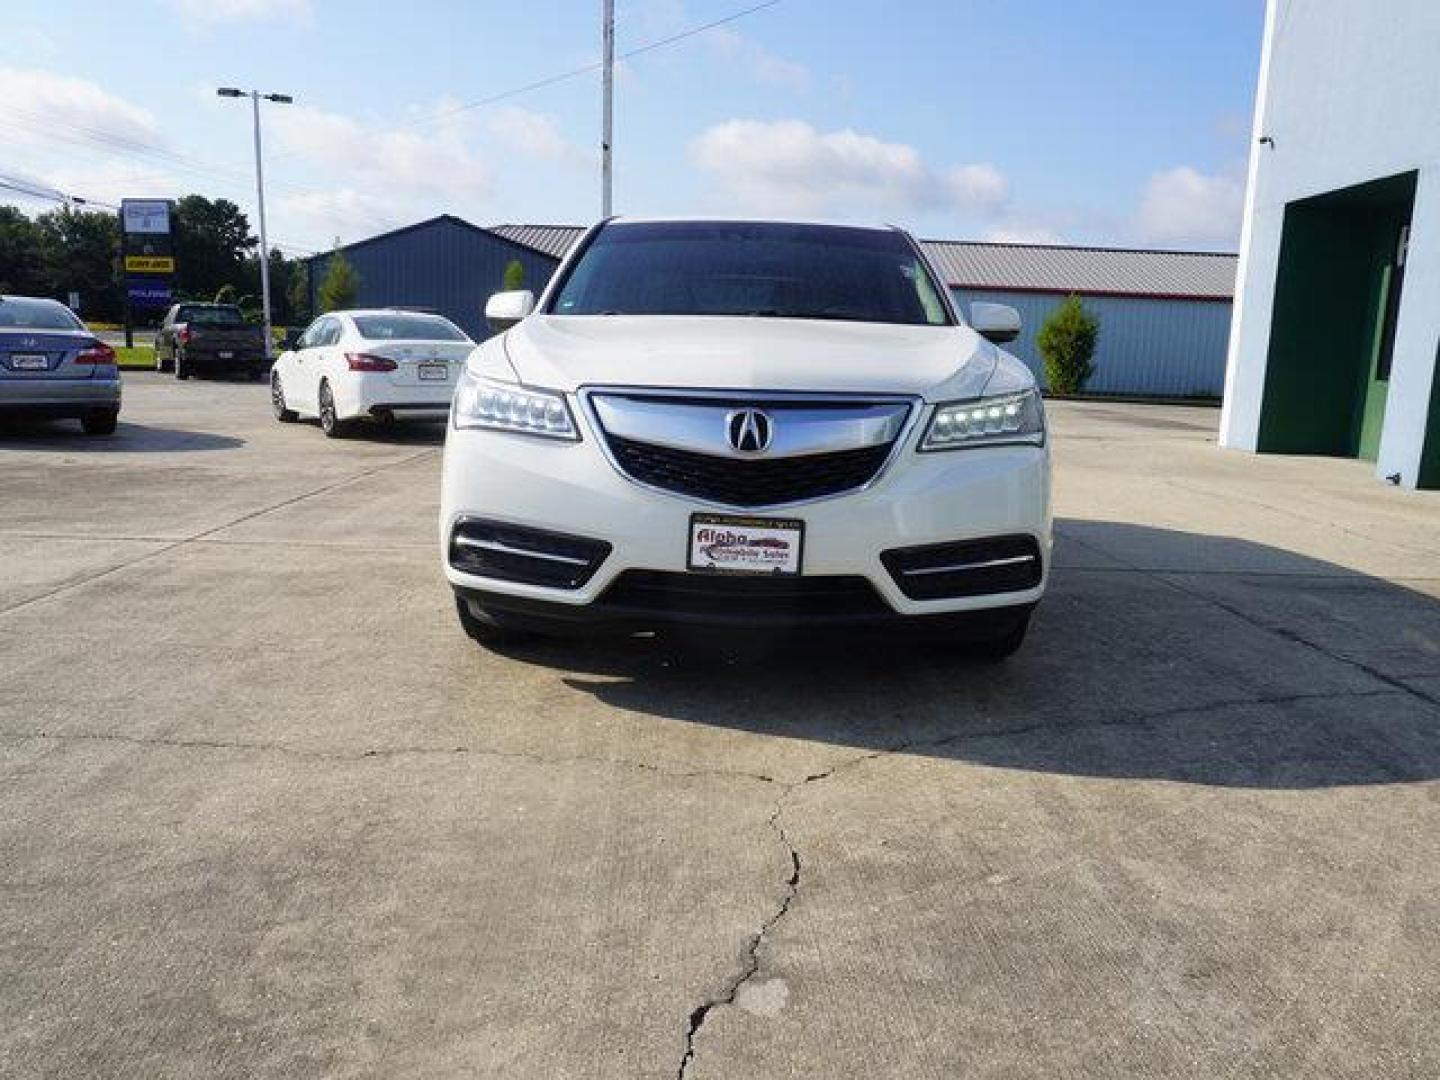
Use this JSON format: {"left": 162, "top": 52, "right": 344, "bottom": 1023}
{"left": 726, "top": 409, "right": 773, "bottom": 453}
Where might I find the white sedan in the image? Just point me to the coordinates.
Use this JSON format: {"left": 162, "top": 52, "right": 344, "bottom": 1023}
{"left": 271, "top": 309, "right": 474, "bottom": 436}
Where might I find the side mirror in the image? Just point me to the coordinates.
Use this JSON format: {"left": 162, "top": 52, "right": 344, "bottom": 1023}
{"left": 970, "top": 301, "right": 1021, "bottom": 345}
{"left": 485, "top": 289, "right": 536, "bottom": 333}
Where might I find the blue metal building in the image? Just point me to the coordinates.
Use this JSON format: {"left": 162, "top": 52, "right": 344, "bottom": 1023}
{"left": 306, "top": 216, "right": 561, "bottom": 342}
{"left": 926, "top": 240, "right": 1238, "bottom": 398}
{"left": 316, "top": 220, "right": 1238, "bottom": 397}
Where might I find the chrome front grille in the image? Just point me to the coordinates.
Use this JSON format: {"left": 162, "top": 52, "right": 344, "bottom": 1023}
{"left": 586, "top": 391, "right": 913, "bottom": 508}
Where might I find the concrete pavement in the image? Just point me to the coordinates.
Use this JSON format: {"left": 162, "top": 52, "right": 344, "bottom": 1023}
{"left": 1, "top": 375, "right": 1438, "bottom": 1077}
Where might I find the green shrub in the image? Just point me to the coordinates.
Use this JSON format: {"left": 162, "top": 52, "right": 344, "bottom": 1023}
{"left": 318, "top": 250, "right": 361, "bottom": 312}
{"left": 1036, "top": 294, "right": 1099, "bottom": 395}
{"left": 502, "top": 258, "right": 525, "bottom": 291}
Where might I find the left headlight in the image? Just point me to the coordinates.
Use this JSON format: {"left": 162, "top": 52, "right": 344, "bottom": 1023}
{"left": 919, "top": 388, "right": 1045, "bottom": 451}
{"left": 452, "top": 369, "right": 579, "bottom": 441}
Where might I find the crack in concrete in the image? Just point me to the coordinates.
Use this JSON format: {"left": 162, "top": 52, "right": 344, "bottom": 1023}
{"left": 1153, "top": 575, "right": 1440, "bottom": 712}
{"left": 670, "top": 680, "right": 1418, "bottom": 1075}
{"left": 0, "top": 728, "right": 777, "bottom": 787}
{"left": 677, "top": 797, "right": 801, "bottom": 1080}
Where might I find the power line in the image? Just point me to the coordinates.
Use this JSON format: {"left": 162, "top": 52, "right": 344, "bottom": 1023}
{"left": 274, "top": 0, "right": 782, "bottom": 147}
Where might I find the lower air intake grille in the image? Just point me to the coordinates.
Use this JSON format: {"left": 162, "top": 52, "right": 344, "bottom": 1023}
{"left": 606, "top": 436, "right": 892, "bottom": 507}
{"left": 881, "top": 535, "right": 1042, "bottom": 600}
{"left": 449, "top": 519, "right": 610, "bottom": 590}
{"left": 598, "top": 570, "right": 892, "bottom": 624}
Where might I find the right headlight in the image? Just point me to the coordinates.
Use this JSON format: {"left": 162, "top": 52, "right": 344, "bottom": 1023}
{"left": 452, "top": 368, "right": 578, "bottom": 441}
{"left": 919, "top": 388, "right": 1045, "bottom": 451}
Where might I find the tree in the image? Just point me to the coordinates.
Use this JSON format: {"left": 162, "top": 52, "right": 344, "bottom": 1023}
{"left": 173, "top": 195, "right": 255, "bottom": 300}
{"left": 0, "top": 206, "right": 48, "bottom": 296}
{"left": 318, "top": 250, "right": 361, "bottom": 312}
{"left": 287, "top": 259, "right": 312, "bottom": 326}
{"left": 502, "top": 258, "right": 525, "bottom": 291}
{"left": 1036, "top": 294, "right": 1099, "bottom": 396}
{"left": 36, "top": 206, "right": 122, "bottom": 322}
{"left": 214, "top": 283, "right": 238, "bottom": 304}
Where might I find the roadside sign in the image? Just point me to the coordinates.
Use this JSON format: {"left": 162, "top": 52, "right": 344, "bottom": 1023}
{"left": 127, "top": 280, "right": 172, "bottom": 307}
{"left": 120, "top": 198, "right": 177, "bottom": 346}
{"left": 122, "top": 199, "right": 171, "bottom": 235}
{"left": 124, "top": 255, "right": 176, "bottom": 274}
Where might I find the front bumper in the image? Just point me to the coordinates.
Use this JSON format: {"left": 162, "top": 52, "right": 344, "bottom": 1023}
{"left": 440, "top": 418, "right": 1052, "bottom": 623}
{"left": 0, "top": 376, "right": 122, "bottom": 415}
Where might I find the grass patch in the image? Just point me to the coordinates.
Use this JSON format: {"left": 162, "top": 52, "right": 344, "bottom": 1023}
{"left": 115, "top": 346, "right": 155, "bottom": 370}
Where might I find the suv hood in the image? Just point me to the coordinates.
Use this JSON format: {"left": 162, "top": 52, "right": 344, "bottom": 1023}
{"left": 498, "top": 315, "right": 1003, "bottom": 401}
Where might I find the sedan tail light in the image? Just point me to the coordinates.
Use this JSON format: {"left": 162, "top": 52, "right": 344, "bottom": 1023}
{"left": 345, "top": 352, "right": 398, "bottom": 372}
{"left": 75, "top": 341, "right": 117, "bottom": 365}
{"left": 178, "top": 327, "right": 192, "bottom": 345}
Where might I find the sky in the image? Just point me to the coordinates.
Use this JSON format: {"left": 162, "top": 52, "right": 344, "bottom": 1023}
{"left": 1, "top": 0, "right": 1265, "bottom": 257}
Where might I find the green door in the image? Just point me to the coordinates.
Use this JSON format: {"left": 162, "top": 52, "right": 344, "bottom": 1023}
{"left": 1357, "top": 224, "right": 1408, "bottom": 461}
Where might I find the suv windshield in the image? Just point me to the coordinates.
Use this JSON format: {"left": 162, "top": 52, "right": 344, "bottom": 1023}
{"left": 0, "top": 298, "right": 83, "bottom": 330}
{"left": 180, "top": 306, "right": 244, "bottom": 327}
{"left": 353, "top": 313, "right": 468, "bottom": 342}
{"left": 549, "top": 221, "right": 952, "bottom": 326}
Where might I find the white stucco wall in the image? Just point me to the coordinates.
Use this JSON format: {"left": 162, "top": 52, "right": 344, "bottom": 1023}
{"left": 1220, "top": 0, "right": 1440, "bottom": 487}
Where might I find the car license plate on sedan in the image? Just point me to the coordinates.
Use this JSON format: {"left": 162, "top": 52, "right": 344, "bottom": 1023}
{"left": 418, "top": 363, "right": 449, "bottom": 381}
{"left": 9, "top": 353, "right": 47, "bottom": 370}
{"left": 217, "top": 350, "right": 234, "bottom": 359}
{"left": 688, "top": 514, "right": 804, "bottom": 575}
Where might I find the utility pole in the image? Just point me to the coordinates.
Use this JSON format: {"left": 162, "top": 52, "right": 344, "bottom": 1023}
{"left": 601, "top": 0, "right": 614, "bottom": 217}
{"left": 218, "top": 87, "right": 293, "bottom": 361}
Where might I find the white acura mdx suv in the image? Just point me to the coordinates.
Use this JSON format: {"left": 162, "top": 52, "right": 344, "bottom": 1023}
{"left": 440, "top": 219, "right": 1051, "bottom": 657}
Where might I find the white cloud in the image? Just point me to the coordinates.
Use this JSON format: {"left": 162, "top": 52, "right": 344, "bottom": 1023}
{"left": 690, "top": 119, "right": 1007, "bottom": 217}
{"left": 707, "top": 27, "right": 811, "bottom": 92}
{"left": 164, "top": 0, "right": 311, "bottom": 24}
{"left": 0, "top": 66, "right": 160, "bottom": 148}
{"left": 270, "top": 105, "right": 493, "bottom": 204}
{"left": 44, "top": 160, "right": 187, "bottom": 205}
{"left": 278, "top": 189, "right": 403, "bottom": 246}
{"left": 485, "top": 106, "right": 583, "bottom": 164}
{"left": 1134, "top": 166, "right": 1245, "bottom": 248}
{"left": 983, "top": 223, "right": 1064, "bottom": 245}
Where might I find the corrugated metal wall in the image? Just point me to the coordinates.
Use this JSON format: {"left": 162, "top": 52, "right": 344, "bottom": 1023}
{"left": 309, "top": 219, "right": 560, "bottom": 341}
{"left": 953, "top": 289, "right": 1233, "bottom": 397}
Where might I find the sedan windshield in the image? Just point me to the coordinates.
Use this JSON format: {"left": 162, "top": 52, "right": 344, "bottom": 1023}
{"left": 0, "top": 298, "right": 83, "bottom": 330}
{"left": 353, "top": 313, "right": 468, "bottom": 342}
{"left": 549, "top": 221, "right": 952, "bottom": 326}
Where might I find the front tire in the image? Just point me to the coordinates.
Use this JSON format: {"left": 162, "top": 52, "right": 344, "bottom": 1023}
{"left": 81, "top": 409, "right": 118, "bottom": 436}
{"left": 455, "top": 597, "right": 534, "bottom": 648}
{"left": 968, "top": 611, "right": 1031, "bottom": 662}
{"left": 154, "top": 349, "right": 168, "bottom": 373}
{"left": 271, "top": 372, "right": 298, "bottom": 422}
{"left": 317, "top": 379, "right": 347, "bottom": 438}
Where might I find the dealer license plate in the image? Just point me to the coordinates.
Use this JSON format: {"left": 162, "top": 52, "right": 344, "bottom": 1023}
{"left": 217, "top": 350, "right": 234, "bottom": 359}
{"left": 418, "top": 363, "right": 448, "bottom": 381}
{"left": 10, "top": 353, "right": 47, "bottom": 370}
{"left": 688, "top": 514, "right": 804, "bottom": 576}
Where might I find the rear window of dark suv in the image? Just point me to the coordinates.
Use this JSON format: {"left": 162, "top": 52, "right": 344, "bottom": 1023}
{"left": 549, "top": 221, "right": 953, "bottom": 327}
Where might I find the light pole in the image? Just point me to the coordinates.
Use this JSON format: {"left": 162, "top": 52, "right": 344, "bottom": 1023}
{"left": 601, "top": 0, "right": 614, "bottom": 217}
{"left": 218, "top": 87, "right": 293, "bottom": 361}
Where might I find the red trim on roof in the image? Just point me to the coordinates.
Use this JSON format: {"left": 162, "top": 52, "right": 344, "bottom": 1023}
{"left": 947, "top": 283, "right": 1232, "bottom": 303}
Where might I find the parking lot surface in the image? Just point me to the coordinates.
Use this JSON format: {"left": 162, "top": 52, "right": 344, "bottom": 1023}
{"left": 2, "top": 374, "right": 1439, "bottom": 1078}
